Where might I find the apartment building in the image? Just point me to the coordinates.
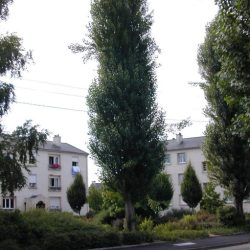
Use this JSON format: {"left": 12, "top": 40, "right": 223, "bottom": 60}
{"left": 164, "top": 134, "right": 250, "bottom": 213}
{"left": 1, "top": 135, "right": 89, "bottom": 215}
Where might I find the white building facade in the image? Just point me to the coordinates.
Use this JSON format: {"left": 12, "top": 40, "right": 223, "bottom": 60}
{"left": 164, "top": 134, "right": 250, "bottom": 212}
{"left": 1, "top": 135, "right": 89, "bottom": 214}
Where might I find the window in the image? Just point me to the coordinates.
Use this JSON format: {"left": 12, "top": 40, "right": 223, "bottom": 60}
{"left": 178, "top": 173, "right": 184, "bottom": 185}
{"left": 202, "top": 161, "right": 207, "bottom": 172}
{"left": 2, "top": 197, "right": 15, "bottom": 209}
{"left": 177, "top": 153, "right": 186, "bottom": 164}
{"left": 165, "top": 154, "right": 171, "bottom": 165}
{"left": 49, "top": 175, "right": 61, "bottom": 191}
{"left": 49, "top": 197, "right": 61, "bottom": 211}
{"left": 49, "top": 155, "right": 60, "bottom": 169}
{"left": 72, "top": 157, "right": 79, "bottom": 166}
{"left": 28, "top": 174, "right": 37, "bottom": 189}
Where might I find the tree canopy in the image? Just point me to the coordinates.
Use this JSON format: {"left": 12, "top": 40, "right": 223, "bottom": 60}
{"left": 71, "top": 0, "right": 166, "bottom": 230}
{"left": 197, "top": 0, "right": 250, "bottom": 221}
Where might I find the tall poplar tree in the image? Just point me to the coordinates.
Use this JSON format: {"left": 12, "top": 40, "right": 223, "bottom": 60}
{"left": 70, "top": 0, "right": 166, "bottom": 230}
{"left": 197, "top": 1, "right": 250, "bottom": 222}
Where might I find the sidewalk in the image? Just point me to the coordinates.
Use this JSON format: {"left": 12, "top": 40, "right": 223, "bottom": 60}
{"left": 94, "top": 233, "right": 250, "bottom": 250}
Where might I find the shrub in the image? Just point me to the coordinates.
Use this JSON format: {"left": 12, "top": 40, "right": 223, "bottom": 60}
{"left": 138, "top": 217, "right": 154, "bottom": 232}
{"left": 0, "top": 240, "right": 21, "bottom": 250}
{"left": 180, "top": 214, "right": 199, "bottom": 230}
{"left": 42, "top": 233, "right": 71, "bottom": 250}
{"left": 216, "top": 206, "right": 239, "bottom": 226}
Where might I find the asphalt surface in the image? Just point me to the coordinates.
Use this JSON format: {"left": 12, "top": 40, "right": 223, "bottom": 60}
{"left": 94, "top": 233, "right": 250, "bottom": 250}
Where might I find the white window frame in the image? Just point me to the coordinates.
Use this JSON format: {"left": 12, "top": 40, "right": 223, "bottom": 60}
{"left": 49, "top": 175, "right": 61, "bottom": 191}
{"left": 49, "top": 197, "right": 61, "bottom": 211}
{"left": 2, "top": 197, "right": 15, "bottom": 209}
{"left": 177, "top": 152, "right": 186, "bottom": 164}
{"left": 28, "top": 174, "right": 37, "bottom": 189}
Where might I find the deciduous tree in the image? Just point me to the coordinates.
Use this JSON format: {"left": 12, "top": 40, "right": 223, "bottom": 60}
{"left": 197, "top": 1, "right": 250, "bottom": 222}
{"left": 71, "top": 0, "right": 166, "bottom": 230}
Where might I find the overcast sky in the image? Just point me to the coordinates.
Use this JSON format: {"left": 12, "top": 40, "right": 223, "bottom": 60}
{"left": 0, "top": 0, "right": 218, "bottom": 184}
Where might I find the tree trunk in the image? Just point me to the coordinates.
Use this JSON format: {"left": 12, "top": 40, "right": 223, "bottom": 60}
{"left": 234, "top": 196, "right": 245, "bottom": 224}
{"left": 124, "top": 194, "right": 135, "bottom": 231}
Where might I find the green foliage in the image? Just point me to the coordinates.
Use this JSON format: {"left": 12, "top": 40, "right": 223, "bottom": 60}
{"left": 200, "top": 182, "right": 224, "bottom": 214}
{"left": 87, "top": 184, "right": 103, "bottom": 213}
{"left": 0, "top": 34, "right": 32, "bottom": 77}
{"left": 0, "top": 0, "right": 13, "bottom": 20}
{"left": 0, "top": 120, "right": 48, "bottom": 195}
{"left": 216, "top": 206, "right": 243, "bottom": 227}
{"left": 67, "top": 174, "right": 86, "bottom": 214}
{"left": 148, "top": 172, "right": 173, "bottom": 212}
{"left": 181, "top": 162, "right": 202, "bottom": 209}
{"left": 71, "top": 0, "right": 166, "bottom": 230}
{"left": 138, "top": 217, "right": 154, "bottom": 232}
{"left": 102, "top": 188, "right": 124, "bottom": 218}
{"left": 153, "top": 223, "right": 208, "bottom": 241}
{"left": 197, "top": 1, "right": 250, "bottom": 220}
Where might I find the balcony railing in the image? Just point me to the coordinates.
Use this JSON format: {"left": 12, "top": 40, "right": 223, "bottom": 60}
{"left": 48, "top": 186, "right": 61, "bottom": 191}
{"left": 48, "top": 163, "right": 61, "bottom": 170}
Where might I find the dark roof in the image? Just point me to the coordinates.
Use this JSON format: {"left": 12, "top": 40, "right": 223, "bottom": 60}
{"left": 167, "top": 136, "right": 205, "bottom": 151}
{"left": 40, "top": 141, "right": 88, "bottom": 155}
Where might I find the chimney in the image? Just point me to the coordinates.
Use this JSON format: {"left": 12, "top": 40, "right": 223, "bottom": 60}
{"left": 53, "top": 135, "right": 61, "bottom": 145}
{"left": 176, "top": 133, "right": 183, "bottom": 144}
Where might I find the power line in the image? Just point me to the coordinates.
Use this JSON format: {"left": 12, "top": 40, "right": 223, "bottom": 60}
{"left": 15, "top": 101, "right": 208, "bottom": 123}
{"left": 15, "top": 86, "right": 86, "bottom": 98}
{"left": 16, "top": 101, "right": 87, "bottom": 112}
{"left": 21, "top": 78, "right": 88, "bottom": 90}
{"left": 1, "top": 78, "right": 88, "bottom": 90}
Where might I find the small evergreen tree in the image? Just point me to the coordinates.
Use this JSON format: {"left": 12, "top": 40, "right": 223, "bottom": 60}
{"left": 67, "top": 174, "right": 86, "bottom": 215}
{"left": 181, "top": 162, "right": 202, "bottom": 209}
{"left": 148, "top": 172, "right": 173, "bottom": 213}
{"left": 200, "top": 182, "right": 224, "bottom": 214}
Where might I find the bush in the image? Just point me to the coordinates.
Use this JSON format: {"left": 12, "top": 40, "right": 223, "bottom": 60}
{"left": 138, "top": 217, "right": 154, "bottom": 232}
{"left": 42, "top": 233, "right": 71, "bottom": 250}
{"left": 180, "top": 214, "right": 199, "bottom": 230}
{"left": 0, "top": 240, "right": 21, "bottom": 250}
{"left": 216, "top": 206, "right": 239, "bottom": 226}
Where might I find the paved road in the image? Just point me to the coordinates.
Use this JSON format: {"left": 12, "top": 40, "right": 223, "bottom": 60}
{"left": 212, "top": 243, "right": 250, "bottom": 250}
{"left": 96, "top": 233, "right": 250, "bottom": 250}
